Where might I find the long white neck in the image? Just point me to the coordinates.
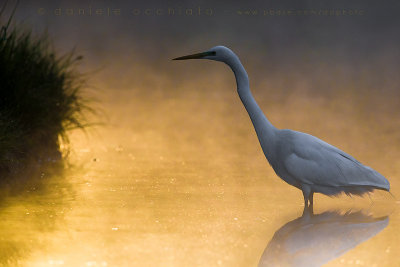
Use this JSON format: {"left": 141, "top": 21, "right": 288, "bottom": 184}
{"left": 225, "top": 55, "right": 277, "bottom": 157}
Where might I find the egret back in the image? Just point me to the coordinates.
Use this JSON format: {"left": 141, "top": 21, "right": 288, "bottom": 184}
{"left": 279, "top": 130, "right": 390, "bottom": 195}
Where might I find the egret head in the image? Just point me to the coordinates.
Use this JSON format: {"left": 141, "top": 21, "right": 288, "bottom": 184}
{"left": 173, "top": 46, "right": 237, "bottom": 64}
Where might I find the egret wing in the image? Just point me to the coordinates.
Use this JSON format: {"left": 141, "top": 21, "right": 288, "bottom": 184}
{"left": 282, "top": 131, "right": 389, "bottom": 190}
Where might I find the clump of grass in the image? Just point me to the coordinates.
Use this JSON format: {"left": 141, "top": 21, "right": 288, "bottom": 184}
{"left": 0, "top": 14, "right": 90, "bottom": 182}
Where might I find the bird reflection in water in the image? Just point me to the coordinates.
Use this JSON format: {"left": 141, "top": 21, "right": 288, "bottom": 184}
{"left": 258, "top": 208, "right": 389, "bottom": 267}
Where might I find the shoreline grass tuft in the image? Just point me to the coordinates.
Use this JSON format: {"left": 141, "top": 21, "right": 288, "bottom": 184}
{"left": 0, "top": 16, "right": 90, "bottom": 184}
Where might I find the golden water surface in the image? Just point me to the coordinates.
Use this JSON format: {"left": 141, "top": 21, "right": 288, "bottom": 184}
{"left": 0, "top": 73, "right": 399, "bottom": 267}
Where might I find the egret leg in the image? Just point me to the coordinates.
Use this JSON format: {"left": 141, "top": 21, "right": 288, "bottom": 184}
{"left": 309, "top": 192, "right": 314, "bottom": 207}
{"left": 302, "top": 187, "right": 314, "bottom": 216}
{"left": 301, "top": 184, "right": 312, "bottom": 207}
{"left": 302, "top": 190, "right": 309, "bottom": 207}
{"left": 302, "top": 204, "right": 314, "bottom": 217}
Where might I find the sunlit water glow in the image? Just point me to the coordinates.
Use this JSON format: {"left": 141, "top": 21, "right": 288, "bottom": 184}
{"left": 0, "top": 82, "right": 399, "bottom": 267}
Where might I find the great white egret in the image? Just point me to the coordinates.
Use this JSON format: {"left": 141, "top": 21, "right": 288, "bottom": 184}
{"left": 173, "top": 46, "right": 390, "bottom": 208}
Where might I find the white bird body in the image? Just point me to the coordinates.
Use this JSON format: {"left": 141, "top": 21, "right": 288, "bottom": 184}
{"left": 268, "top": 129, "right": 389, "bottom": 195}
{"left": 173, "top": 46, "right": 390, "bottom": 207}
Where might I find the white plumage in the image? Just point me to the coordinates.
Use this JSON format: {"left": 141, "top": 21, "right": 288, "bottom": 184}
{"left": 173, "top": 46, "right": 390, "bottom": 207}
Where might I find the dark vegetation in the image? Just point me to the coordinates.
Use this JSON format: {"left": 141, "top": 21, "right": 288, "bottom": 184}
{"left": 0, "top": 6, "right": 90, "bottom": 187}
